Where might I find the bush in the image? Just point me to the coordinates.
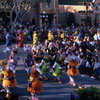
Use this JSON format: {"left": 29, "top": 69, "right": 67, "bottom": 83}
{"left": 75, "top": 87, "right": 100, "bottom": 100}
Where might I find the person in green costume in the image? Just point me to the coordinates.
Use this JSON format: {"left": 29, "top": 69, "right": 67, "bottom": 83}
{"left": 40, "top": 55, "right": 51, "bottom": 81}
{"left": 53, "top": 56, "right": 64, "bottom": 84}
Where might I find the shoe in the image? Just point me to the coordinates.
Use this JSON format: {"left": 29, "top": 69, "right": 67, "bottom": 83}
{"left": 44, "top": 77, "right": 48, "bottom": 81}
{"left": 54, "top": 78, "right": 58, "bottom": 82}
{"left": 6, "top": 93, "right": 11, "bottom": 99}
{"left": 72, "top": 82, "right": 76, "bottom": 87}
{"left": 34, "top": 97, "right": 38, "bottom": 100}
{"left": 91, "top": 76, "right": 94, "bottom": 79}
{"left": 58, "top": 80, "right": 62, "bottom": 84}
{"left": 69, "top": 81, "right": 73, "bottom": 85}
{"left": 32, "top": 96, "right": 38, "bottom": 100}
{"left": 32, "top": 96, "right": 35, "bottom": 100}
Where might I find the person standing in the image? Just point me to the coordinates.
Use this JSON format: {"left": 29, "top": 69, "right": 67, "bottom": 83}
{"left": 6, "top": 32, "right": 12, "bottom": 47}
{"left": 23, "top": 28, "right": 28, "bottom": 44}
{"left": 40, "top": 55, "right": 51, "bottom": 81}
{"left": 33, "top": 31, "right": 38, "bottom": 45}
{"left": 18, "top": 32, "right": 24, "bottom": 48}
{"left": 2, "top": 59, "right": 17, "bottom": 98}
{"left": 67, "top": 55, "right": 80, "bottom": 86}
{"left": 27, "top": 57, "right": 43, "bottom": 100}
{"left": 53, "top": 56, "right": 64, "bottom": 84}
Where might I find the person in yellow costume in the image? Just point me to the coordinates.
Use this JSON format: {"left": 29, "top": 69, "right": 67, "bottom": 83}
{"left": 33, "top": 31, "right": 38, "bottom": 45}
{"left": 67, "top": 55, "right": 80, "bottom": 87}
{"left": 74, "top": 28, "right": 79, "bottom": 36}
{"left": 2, "top": 59, "right": 17, "bottom": 97}
{"left": 61, "top": 31, "right": 65, "bottom": 40}
{"left": 48, "top": 30, "right": 54, "bottom": 41}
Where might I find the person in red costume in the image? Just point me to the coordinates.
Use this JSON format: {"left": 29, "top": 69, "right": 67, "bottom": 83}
{"left": 19, "top": 32, "right": 24, "bottom": 48}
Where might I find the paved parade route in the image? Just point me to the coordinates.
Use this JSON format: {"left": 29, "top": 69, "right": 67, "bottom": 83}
{"left": 0, "top": 45, "right": 100, "bottom": 100}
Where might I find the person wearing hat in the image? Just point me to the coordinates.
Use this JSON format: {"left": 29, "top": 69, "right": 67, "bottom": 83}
{"left": 39, "top": 29, "right": 44, "bottom": 43}
{"left": 19, "top": 31, "right": 24, "bottom": 48}
{"left": 61, "top": 31, "right": 65, "bottom": 41}
{"left": 23, "top": 28, "right": 28, "bottom": 44}
{"left": 24, "top": 52, "right": 34, "bottom": 73}
{"left": 9, "top": 48, "right": 19, "bottom": 66}
{"left": 27, "top": 57, "right": 43, "bottom": 100}
{"left": 48, "top": 30, "right": 54, "bottom": 41}
{"left": 33, "top": 31, "right": 38, "bottom": 45}
{"left": 40, "top": 55, "right": 51, "bottom": 81}
{"left": 53, "top": 55, "right": 64, "bottom": 84}
{"left": 67, "top": 55, "right": 80, "bottom": 86}
{"left": 2, "top": 58, "right": 17, "bottom": 98}
{"left": 6, "top": 32, "right": 12, "bottom": 47}
{"left": 0, "top": 60, "right": 7, "bottom": 89}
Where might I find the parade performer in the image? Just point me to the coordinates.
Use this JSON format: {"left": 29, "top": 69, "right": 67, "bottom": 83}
{"left": 58, "top": 30, "right": 61, "bottom": 40}
{"left": 33, "top": 31, "right": 38, "bottom": 45}
{"left": 9, "top": 48, "right": 19, "bottom": 66}
{"left": 61, "top": 31, "right": 65, "bottom": 40}
{"left": 23, "top": 29, "right": 28, "bottom": 44}
{"left": 6, "top": 32, "right": 12, "bottom": 47}
{"left": 0, "top": 60, "right": 7, "bottom": 87}
{"left": 27, "top": 57, "right": 43, "bottom": 100}
{"left": 24, "top": 52, "right": 34, "bottom": 73}
{"left": 53, "top": 56, "right": 64, "bottom": 84}
{"left": 40, "top": 55, "right": 51, "bottom": 81}
{"left": 48, "top": 30, "right": 54, "bottom": 41}
{"left": 2, "top": 59, "right": 17, "bottom": 97}
{"left": 67, "top": 55, "right": 80, "bottom": 86}
{"left": 19, "top": 32, "right": 24, "bottom": 48}
{"left": 39, "top": 29, "right": 44, "bottom": 43}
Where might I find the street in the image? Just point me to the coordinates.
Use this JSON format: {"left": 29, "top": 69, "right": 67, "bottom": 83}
{"left": 0, "top": 44, "right": 100, "bottom": 100}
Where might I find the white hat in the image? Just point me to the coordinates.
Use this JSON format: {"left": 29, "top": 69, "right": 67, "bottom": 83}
{"left": 71, "top": 56, "right": 76, "bottom": 60}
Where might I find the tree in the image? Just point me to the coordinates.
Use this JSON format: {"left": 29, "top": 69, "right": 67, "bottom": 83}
{"left": 0, "top": 0, "right": 32, "bottom": 33}
{"left": 0, "top": 0, "right": 44, "bottom": 33}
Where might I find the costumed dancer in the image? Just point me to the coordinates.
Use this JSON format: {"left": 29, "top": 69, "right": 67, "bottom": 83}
{"left": 0, "top": 60, "right": 7, "bottom": 88}
{"left": 27, "top": 57, "right": 43, "bottom": 100}
{"left": 39, "top": 29, "right": 43, "bottom": 43}
{"left": 58, "top": 29, "right": 61, "bottom": 40}
{"left": 9, "top": 48, "right": 19, "bottom": 67}
{"left": 61, "top": 31, "right": 65, "bottom": 41}
{"left": 40, "top": 55, "right": 51, "bottom": 81}
{"left": 24, "top": 52, "right": 34, "bottom": 73}
{"left": 48, "top": 30, "right": 54, "bottom": 42}
{"left": 53, "top": 56, "right": 64, "bottom": 84}
{"left": 33, "top": 31, "right": 38, "bottom": 45}
{"left": 2, "top": 58, "right": 17, "bottom": 98}
{"left": 23, "top": 28, "right": 28, "bottom": 44}
{"left": 6, "top": 32, "right": 12, "bottom": 47}
{"left": 67, "top": 55, "right": 80, "bottom": 86}
{"left": 19, "top": 32, "right": 24, "bottom": 48}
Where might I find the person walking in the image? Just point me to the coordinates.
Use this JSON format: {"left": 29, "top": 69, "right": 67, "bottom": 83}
{"left": 18, "top": 32, "right": 24, "bottom": 48}
{"left": 6, "top": 32, "right": 12, "bottom": 47}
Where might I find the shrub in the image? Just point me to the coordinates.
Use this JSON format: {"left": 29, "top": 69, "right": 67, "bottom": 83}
{"left": 75, "top": 87, "right": 100, "bottom": 100}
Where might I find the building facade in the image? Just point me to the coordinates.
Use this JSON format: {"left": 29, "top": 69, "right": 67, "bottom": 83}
{"left": 40, "top": 0, "right": 59, "bottom": 26}
{"left": 58, "top": 0, "right": 100, "bottom": 26}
